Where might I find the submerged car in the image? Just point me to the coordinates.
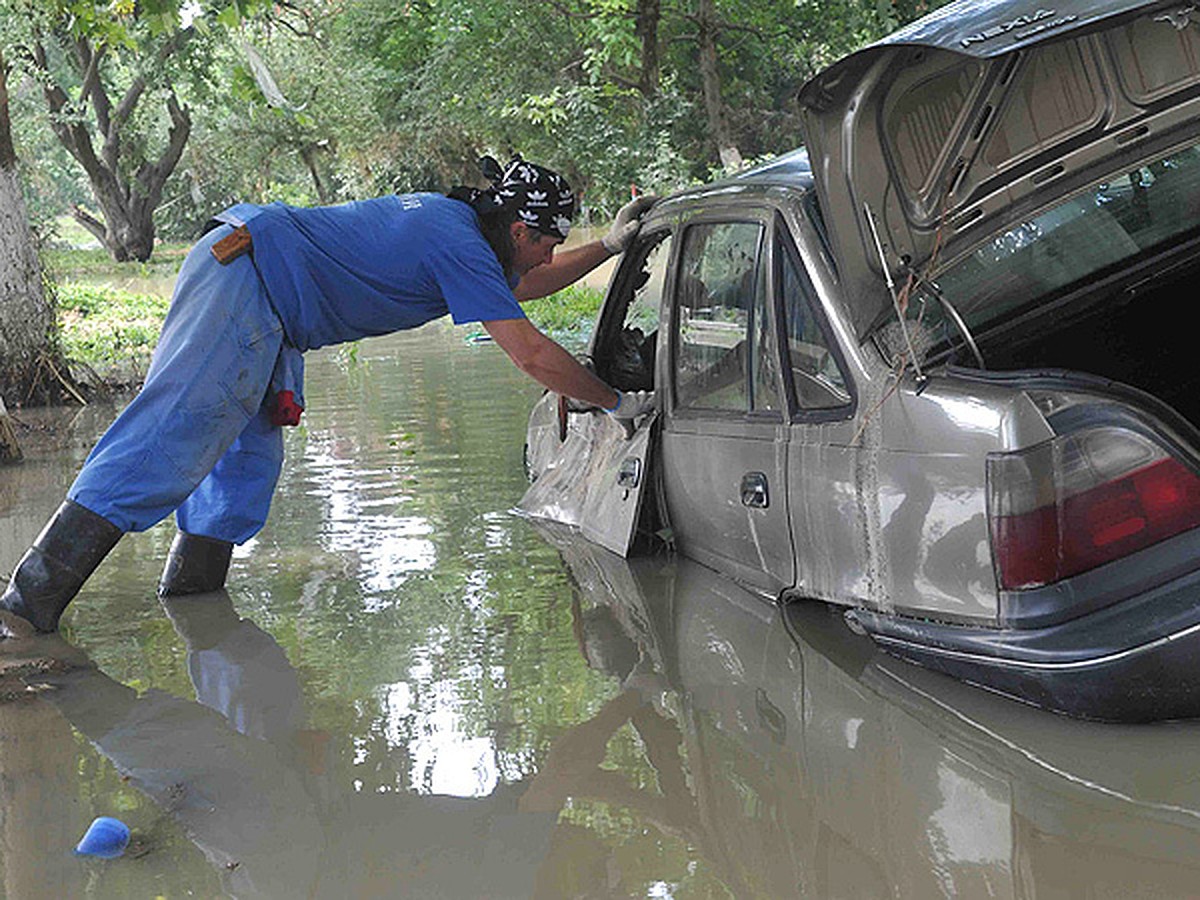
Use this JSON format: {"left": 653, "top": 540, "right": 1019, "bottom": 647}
{"left": 521, "top": 0, "right": 1200, "bottom": 721}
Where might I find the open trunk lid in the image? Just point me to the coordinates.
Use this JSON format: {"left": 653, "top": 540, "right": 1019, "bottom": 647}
{"left": 798, "top": 0, "right": 1200, "bottom": 338}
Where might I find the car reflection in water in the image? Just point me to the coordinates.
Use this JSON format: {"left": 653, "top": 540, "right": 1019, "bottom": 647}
{"left": 5, "top": 551, "right": 1200, "bottom": 896}
{"left": 540, "top": 522, "right": 1200, "bottom": 898}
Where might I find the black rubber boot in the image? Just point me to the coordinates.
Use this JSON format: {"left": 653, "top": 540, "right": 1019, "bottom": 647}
{"left": 158, "top": 532, "right": 234, "bottom": 597}
{"left": 0, "top": 500, "right": 123, "bottom": 633}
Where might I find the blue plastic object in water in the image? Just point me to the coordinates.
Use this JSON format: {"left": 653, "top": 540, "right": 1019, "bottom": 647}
{"left": 75, "top": 816, "right": 130, "bottom": 859}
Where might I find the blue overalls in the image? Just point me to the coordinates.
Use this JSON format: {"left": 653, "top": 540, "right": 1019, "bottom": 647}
{"left": 68, "top": 194, "right": 526, "bottom": 544}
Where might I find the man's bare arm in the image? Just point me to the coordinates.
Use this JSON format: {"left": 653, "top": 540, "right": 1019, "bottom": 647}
{"left": 484, "top": 317, "right": 618, "bottom": 409}
{"left": 513, "top": 241, "right": 612, "bottom": 302}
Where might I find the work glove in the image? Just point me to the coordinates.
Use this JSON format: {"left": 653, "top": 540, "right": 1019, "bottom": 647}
{"left": 605, "top": 390, "right": 655, "bottom": 438}
{"left": 601, "top": 195, "right": 658, "bottom": 254}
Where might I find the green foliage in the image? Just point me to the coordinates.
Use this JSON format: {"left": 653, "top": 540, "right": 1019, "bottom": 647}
{"left": 524, "top": 284, "right": 605, "bottom": 348}
{"left": 11, "top": 108, "right": 91, "bottom": 235}
{"left": 9, "top": 0, "right": 953, "bottom": 251}
{"left": 55, "top": 282, "right": 168, "bottom": 375}
{"left": 324, "top": 0, "right": 953, "bottom": 212}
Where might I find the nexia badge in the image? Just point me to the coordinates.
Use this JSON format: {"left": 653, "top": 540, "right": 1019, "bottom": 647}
{"left": 960, "top": 8, "right": 1065, "bottom": 47}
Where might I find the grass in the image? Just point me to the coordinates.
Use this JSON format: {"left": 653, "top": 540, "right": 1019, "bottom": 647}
{"left": 44, "top": 244, "right": 179, "bottom": 386}
{"left": 44, "top": 244, "right": 190, "bottom": 281}
{"left": 523, "top": 284, "right": 604, "bottom": 349}
{"left": 55, "top": 283, "right": 169, "bottom": 383}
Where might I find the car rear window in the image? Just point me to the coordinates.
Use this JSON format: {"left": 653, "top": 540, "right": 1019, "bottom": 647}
{"left": 919, "top": 137, "right": 1200, "bottom": 345}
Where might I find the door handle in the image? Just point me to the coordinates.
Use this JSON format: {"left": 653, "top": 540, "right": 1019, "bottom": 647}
{"left": 617, "top": 457, "right": 642, "bottom": 489}
{"left": 741, "top": 472, "right": 768, "bottom": 508}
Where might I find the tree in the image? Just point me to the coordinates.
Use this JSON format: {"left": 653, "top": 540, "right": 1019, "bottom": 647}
{"left": 0, "top": 48, "right": 56, "bottom": 428}
{"left": 192, "top": 20, "right": 389, "bottom": 209}
{"left": 341, "top": 0, "right": 948, "bottom": 210}
{"left": 9, "top": 0, "right": 951, "bottom": 265}
{"left": 694, "top": 0, "right": 742, "bottom": 170}
{"left": 17, "top": 2, "right": 199, "bottom": 262}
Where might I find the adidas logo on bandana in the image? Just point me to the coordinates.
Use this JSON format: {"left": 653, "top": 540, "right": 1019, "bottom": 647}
{"left": 467, "top": 155, "right": 576, "bottom": 239}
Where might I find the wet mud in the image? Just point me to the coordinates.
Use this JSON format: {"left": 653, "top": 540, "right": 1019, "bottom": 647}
{"left": 3, "top": 324, "right": 1200, "bottom": 898}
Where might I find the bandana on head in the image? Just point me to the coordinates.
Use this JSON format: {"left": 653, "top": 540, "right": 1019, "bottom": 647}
{"left": 460, "top": 155, "right": 576, "bottom": 239}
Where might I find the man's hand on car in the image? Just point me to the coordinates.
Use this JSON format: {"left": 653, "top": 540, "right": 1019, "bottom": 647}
{"left": 606, "top": 389, "right": 655, "bottom": 438}
{"left": 602, "top": 196, "right": 658, "bottom": 255}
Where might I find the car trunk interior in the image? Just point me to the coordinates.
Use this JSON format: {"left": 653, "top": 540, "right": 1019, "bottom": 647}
{"left": 951, "top": 248, "right": 1200, "bottom": 428}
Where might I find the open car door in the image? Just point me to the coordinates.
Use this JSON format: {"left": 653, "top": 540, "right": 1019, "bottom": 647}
{"left": 518, "top": 225, "right": 674, "bottom": 557}
{"left": 517, "top": 410, "right": 657, "bottom": 557}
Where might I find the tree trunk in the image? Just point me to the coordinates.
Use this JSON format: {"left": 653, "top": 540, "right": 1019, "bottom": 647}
{"left": 635, "top": 0, "right": 662, "bottom": 97}
{"left": 0, "top": 53, "right": 54, "bottom": 426}
{"left": 34, "top": 33, "right": 192, "bottom": 262}
{"left": 0, "top": 395, "right": 20, "bottom": 462}
{"left": 64, "top": 89, "right": 191, "bottom": 262}
{"left": 695, "top": 0, "right": 743, "bottom": 172}
{"left": 300, "top": 142, "right": 333, "bottom": 205}
{"left": 71, "top": 191, "right": 157, "bottom": 263}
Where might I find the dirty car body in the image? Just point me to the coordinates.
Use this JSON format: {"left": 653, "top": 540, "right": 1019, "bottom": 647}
{"left": 521, "top": 0, "right": 1200, "bottom": 721}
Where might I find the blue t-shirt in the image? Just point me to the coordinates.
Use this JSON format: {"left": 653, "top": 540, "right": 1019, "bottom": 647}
{"left": 216, "top": 193, "right": 525, "bottom": 351}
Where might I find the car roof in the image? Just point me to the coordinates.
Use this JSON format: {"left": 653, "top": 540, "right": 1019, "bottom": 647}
{"left": 651, "top": 148, "right": 815, "bottom": 215}
{"left": 732, "top": 148, "right": 814, "bottom": 188}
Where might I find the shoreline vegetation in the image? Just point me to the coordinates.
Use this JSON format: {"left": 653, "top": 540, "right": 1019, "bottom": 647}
{"left": 46, "top": 242, "right": 186, "bottom": 390}
{"left": 46, "top": 246, "right": 605, "bottom": 393}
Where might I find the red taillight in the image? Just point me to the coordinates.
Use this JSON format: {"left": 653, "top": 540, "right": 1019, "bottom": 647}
{"left": 989, "top": 430, "right": 1200, "bottom": 590}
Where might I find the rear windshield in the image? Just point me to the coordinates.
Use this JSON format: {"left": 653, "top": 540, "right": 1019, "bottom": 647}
{"left": 917, "top": 138, "right": 1200, "bottom": 349}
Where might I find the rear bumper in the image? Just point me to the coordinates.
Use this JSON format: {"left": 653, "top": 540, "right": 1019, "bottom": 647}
{"left": 846, "top": 564, "right": 1200, "bottom": 722}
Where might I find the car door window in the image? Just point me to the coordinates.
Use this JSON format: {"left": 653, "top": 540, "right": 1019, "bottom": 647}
{"left": 675, "top": 222, "right": 777, "bottom": 412}
{"left": 598, "top": 231, "right": 672, "bottom": 392}
{"left": 624, "top": 233, "right": 669, "bottom": 335}
{"left": 752, "top": 258, "right": 784, "bottom": 412}
{"left": 780, "top": 239, "right": 851, "bottom": 410}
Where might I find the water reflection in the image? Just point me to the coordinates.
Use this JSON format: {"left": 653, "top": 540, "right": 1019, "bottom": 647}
{"left": 543, "top": 525, "right": 1200, "bottom": 897}
{"left": 4, "top": 526, "right": 1200, "bottom": 896}
{"left": 16, "top": 593, "right": 557, "bottom": 898}
{"left": 3, "top": 327, "right": 1200, "bottom": 896}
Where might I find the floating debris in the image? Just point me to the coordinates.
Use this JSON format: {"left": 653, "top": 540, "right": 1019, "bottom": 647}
{"left": 75, "top": 816, "right": 131, "bottom": 859}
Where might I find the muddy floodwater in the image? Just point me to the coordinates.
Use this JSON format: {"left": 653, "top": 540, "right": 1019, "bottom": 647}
{"left": 5, "top": 324, "right": 1200, "bottom": 898}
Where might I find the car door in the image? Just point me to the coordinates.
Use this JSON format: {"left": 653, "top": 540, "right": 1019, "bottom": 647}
{"left": 659, "top": 212, "right": 795, "bottom": 595}
{"left": 519, "top": 227, "right": 674, "bottom": 557}
{"left": 774, "top": 212, "right": 860, "bottom": 607}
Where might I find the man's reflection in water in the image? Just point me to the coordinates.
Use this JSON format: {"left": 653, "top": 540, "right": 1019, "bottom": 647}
{"left": 27, "top": 592, "right": 699, "bottom": 899}
{"left": 40, "top": 594, "right": 328, "bottom": 897}
{"left": 32, "top": 593, "right": 561, "bottom": 898}
{"left": 163, "top": 594, "right": 307, "bottom": 745}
